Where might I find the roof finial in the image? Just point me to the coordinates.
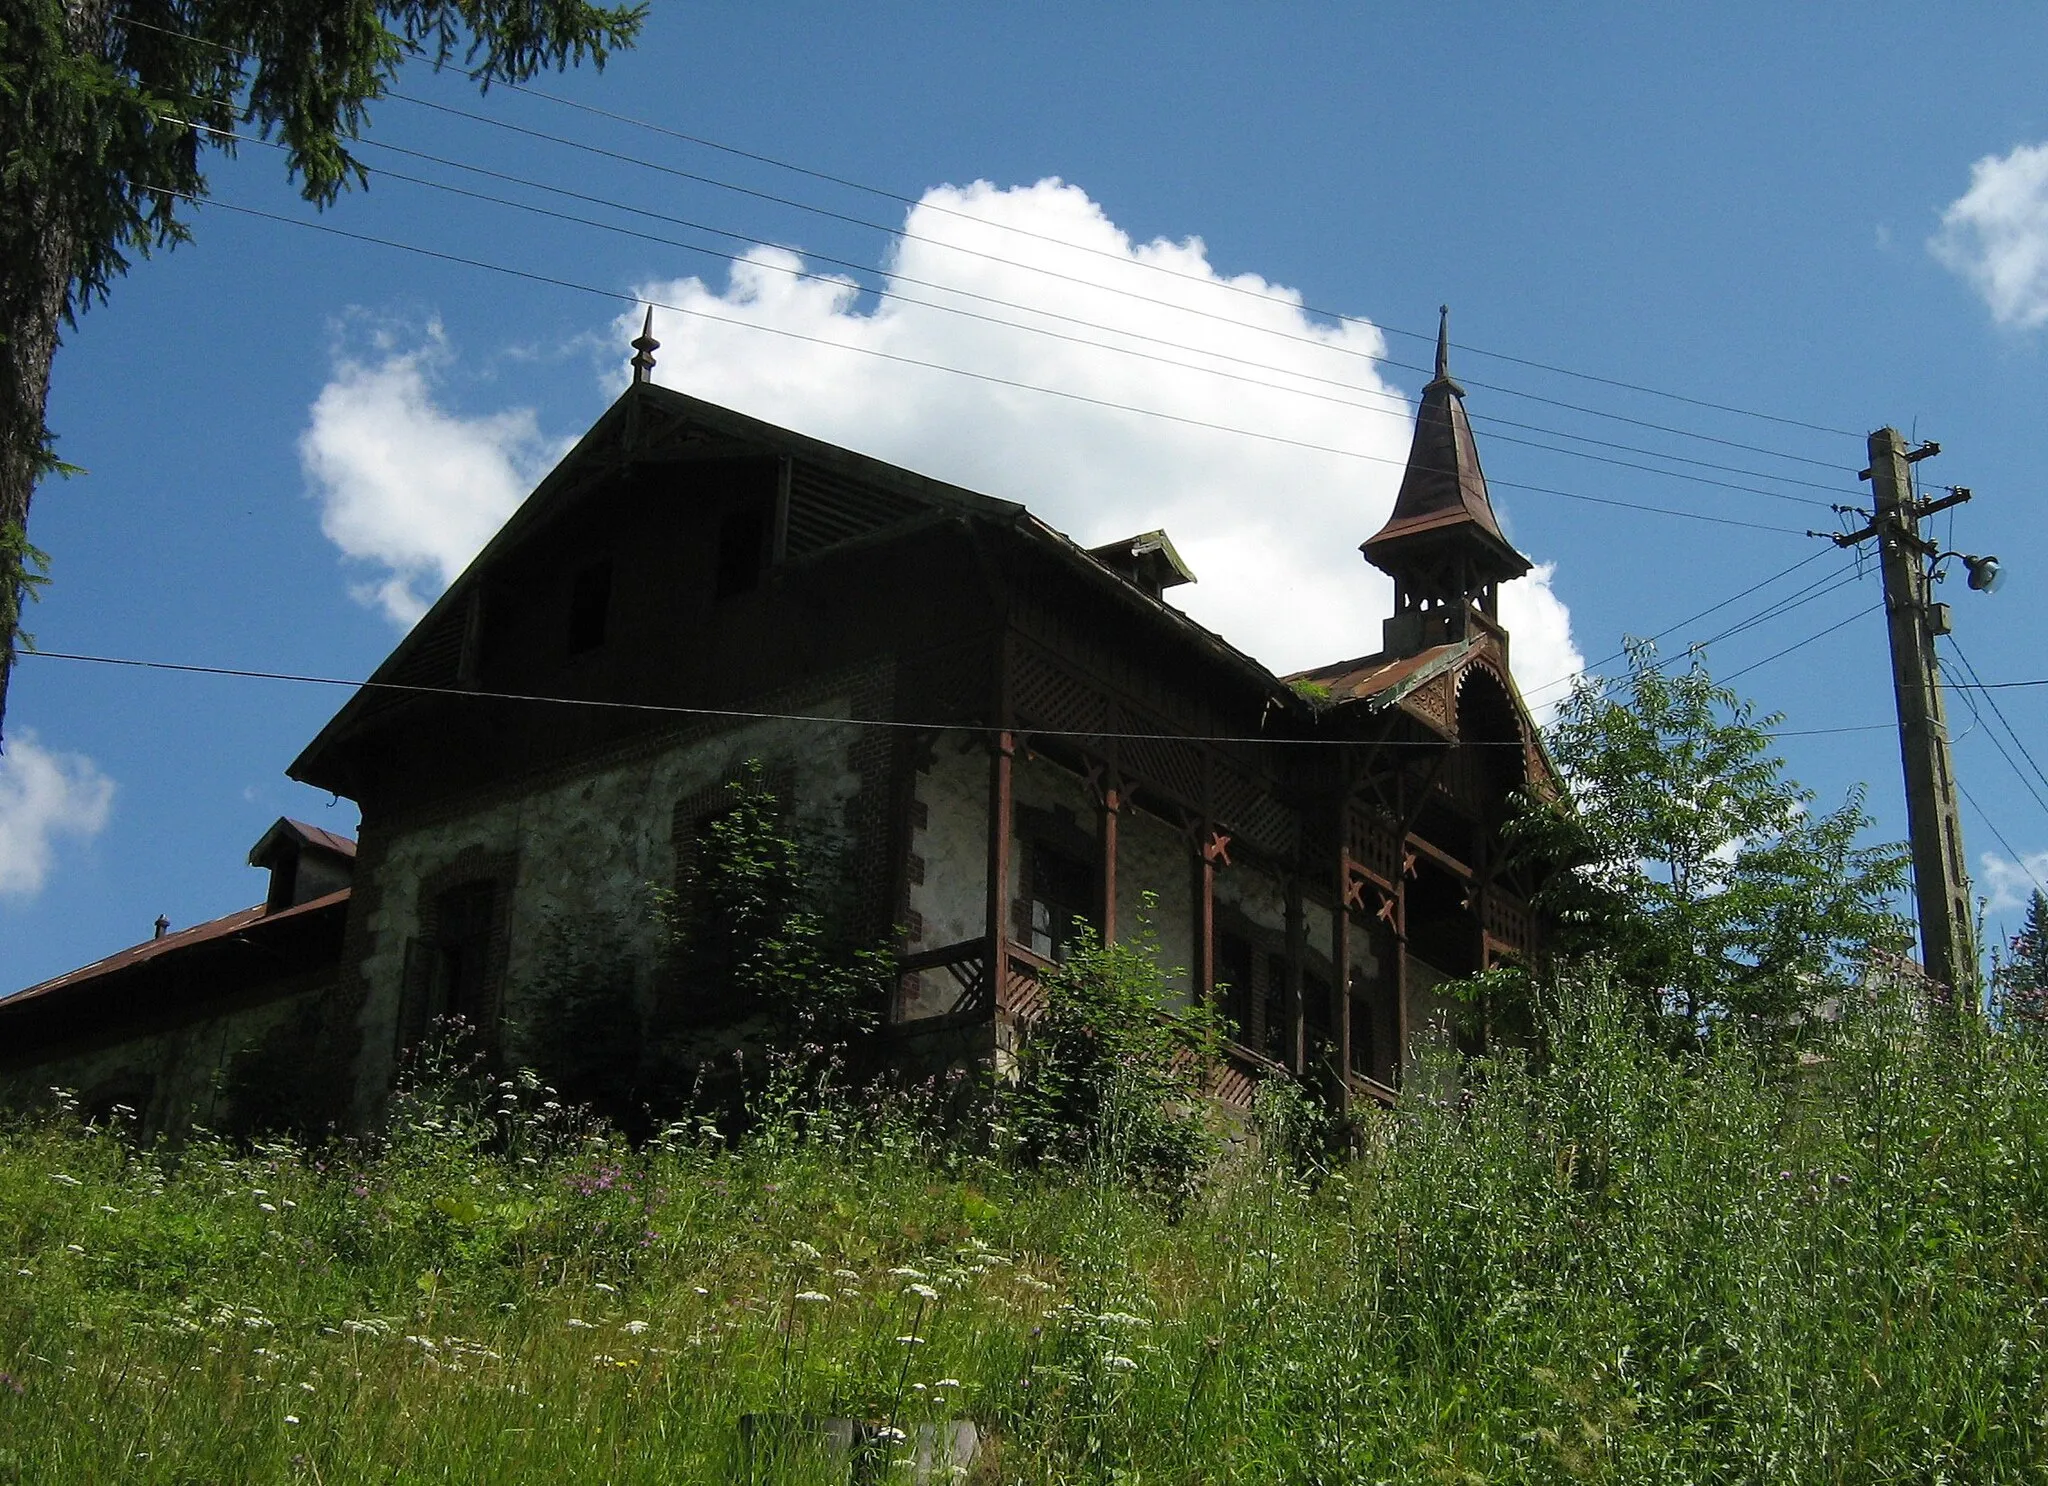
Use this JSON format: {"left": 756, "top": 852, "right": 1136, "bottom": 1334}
{"left": 629, "top": 305, "right": 660, "bottom": 383}
{"left": 1435, "top": 304, "right": 1451, "bottom": 383}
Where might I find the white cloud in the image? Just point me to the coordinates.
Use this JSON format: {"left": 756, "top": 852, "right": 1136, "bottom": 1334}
{"left": 1979, "top": 850, "right": 2048, "bottom": 914}
{"left": 308, "top": 179, "right": 1581, "bottom": 699}
{"left": 1931, "top": 141, "right": 2048, "bottom": 328}
{"left": 300, "top": 319, "right": 563, "bottom": 624}
{"left": 0, "top": 733, "right": 115, "bottom": 898}
{"left": 617, "top": 178, "right": 1581, "bottom": 699}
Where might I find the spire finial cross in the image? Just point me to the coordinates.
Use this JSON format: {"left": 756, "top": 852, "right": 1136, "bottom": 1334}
{"left": 630, "top": 305, "right": 660, "bottom": 383}
{"left": 1435, "top": 304, "right": 1450, "bottom": 382}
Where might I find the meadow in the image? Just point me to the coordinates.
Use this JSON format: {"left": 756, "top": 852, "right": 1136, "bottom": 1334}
{"left": 3, "top": 979, "right": 2045, "bottom": 1483}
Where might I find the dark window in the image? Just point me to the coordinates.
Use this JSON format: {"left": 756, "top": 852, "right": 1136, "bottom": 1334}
{"left": 1264, "top": 953, "right": 1290, "bottom": 1063}
{"left": 568, "top": 559, "right": 612, "bottom": 653}
{"left": 430, "top": 881, "right": 498, "bottom": 1026}
{"left": 1218, "top": 931, "right": 1255, "bottom": 1043}
{"left": 1025, "top": 840, "right": 1095, "bottom": 962}
{"left": 714, "top": 506, "right": 769, "bottom": 599}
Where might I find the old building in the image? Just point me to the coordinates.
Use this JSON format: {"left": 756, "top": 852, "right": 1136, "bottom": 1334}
{"left": 0, "top": 819, "right": 355, "bottom": 1134}
{"left": 281, "top": 308, "right": 1550, "bottom": 1126}
{"left": 7, "top": 309, "right": 1552, "bottom": 1134}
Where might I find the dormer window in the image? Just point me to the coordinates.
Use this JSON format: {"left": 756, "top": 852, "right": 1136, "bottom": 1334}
{"left": 568, "top": 558, "right": 612, "bottom": 654}
{"left": 1085, "top": 529, "right": 1196, "bottom": 601}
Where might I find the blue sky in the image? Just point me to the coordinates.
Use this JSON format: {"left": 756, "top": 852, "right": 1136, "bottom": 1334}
{"left": 8, "top": 3, "right": 2048, "bottom": 989}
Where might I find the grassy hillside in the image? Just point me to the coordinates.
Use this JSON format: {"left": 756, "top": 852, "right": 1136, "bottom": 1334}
{"left": 4, "top": 982, "right": 2046, "bottom": 1483}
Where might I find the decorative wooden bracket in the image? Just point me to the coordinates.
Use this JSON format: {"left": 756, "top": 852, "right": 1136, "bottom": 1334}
{"left": 1342, "top": 863, "right": 1368, "bottom": 910}
{"left": 1202, "top": 830, "right": 1232, "bottom": 867}
{"left": 1402, "top": 848, "right": 1419, "bottom": 879}
{"left": 1376, "top": 889, "right": 1399, "bottom": 926}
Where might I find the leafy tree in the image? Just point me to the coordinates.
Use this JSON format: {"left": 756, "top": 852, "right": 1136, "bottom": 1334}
{"left": 1517, "top": 640, "right": 1912, "bottom": 1036}
{"left": 1004, "top": 908, "right": 1226, "bottom": 1204}
{"left": 1994, "top": 890, "right": 2048, "bottom": 1036}
{"left": 0, "top": 0, "right": 643, "bottom": 742}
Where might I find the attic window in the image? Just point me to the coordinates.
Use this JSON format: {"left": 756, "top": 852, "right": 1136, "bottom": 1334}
{"left": 715, "top": 505, "right": 769, "bottom": 599}
{"left": 568, "top": 558, "right": 612, "bottom": 654}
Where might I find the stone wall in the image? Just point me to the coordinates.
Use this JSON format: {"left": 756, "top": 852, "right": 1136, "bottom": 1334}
{"left": 0, "top": 985, "right": 328, "bottom": 1139}
{"left": 343, "top": 663, "right": 894, "bottom": 1119}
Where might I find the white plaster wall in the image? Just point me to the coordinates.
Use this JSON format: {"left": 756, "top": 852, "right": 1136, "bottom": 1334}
{"left": 358, "top": 703, "right": 865, "bottom": 1078}
{"left": 900, "top": 732, "right": 989, "bottom": 1019}
{"left": 1214, "top": 861, "right": 1288, "bottom": 938}
{"left": 1114, "top": 806, "right": 1193, "bottom": 1000}
{"left": 906, "top": 733, "right": 988, "bottom": 954}
{"left": 1405, "top": 956, "right": 1460, "bottom": 1056}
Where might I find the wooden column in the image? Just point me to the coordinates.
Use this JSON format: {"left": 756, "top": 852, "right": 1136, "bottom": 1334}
{"left": 1394, "top": 873, "right": 1410, "bottom": 1088}
{"left": 1284, "top": 877, "right": 1306, "bottom": 1076}
{"left": 1097, "top": 783, "right": 1120, "bottom": 944}
{"left": 1331, "top": 817, "right": 1354, "bottom": 1115}
{"left": 985, "top": 730, "right": 1016, "bottom": 1003}
{"left": 1195, "top": 832, "right": 1217, "bottom": 1008}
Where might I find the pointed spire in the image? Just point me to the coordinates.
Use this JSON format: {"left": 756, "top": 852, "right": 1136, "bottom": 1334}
{"left": 629, "top": 306, "right": 660, "bottom": 383}
{"left": 1360, "top": 306, "right": 1531, "bottom": 654}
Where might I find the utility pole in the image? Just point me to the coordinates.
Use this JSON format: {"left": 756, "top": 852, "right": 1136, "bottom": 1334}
{"left": 1832, "top": 429, "right": 1978, "bottom": 1002}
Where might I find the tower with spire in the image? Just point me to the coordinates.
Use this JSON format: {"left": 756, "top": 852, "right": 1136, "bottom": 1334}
{"left": 1361, "top": 307, "right": 1531, "bottom": 660}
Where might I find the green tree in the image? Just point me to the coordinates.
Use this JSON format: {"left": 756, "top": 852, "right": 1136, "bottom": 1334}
{"left": 1004, "top": 908, "right": 1226, "bottom": 1204}
{"left": 1518, "top": 640, "right": 1912, "bottom": 1036}
{"left": 0, "top": 0, "right": 643, "bottom": 742}
{"left": 1994, "top": 890, "right": 2048, "bottom": 1035}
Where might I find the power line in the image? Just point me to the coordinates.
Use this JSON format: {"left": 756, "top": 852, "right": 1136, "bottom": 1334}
{"left": 111, "top": 10, "right": 1863, "bottom": 461}
{"left": 384, "top": 90, "right": 1862, "bottom": 470}
{"left": 1956, "top": 774, "right": 2048, "bottom": 900}
{"left": 184, "top": 117, "right": 1849, "bottom": 508}
{"left": 161, "top": 186, "right": 1810, "bottom": 536}
{"left": 1945, "top": 636, "right": 2048, "bottom": 799}
{"left": 1522, "top": 551, "right": 1865, "bottom": 708}
{"left": 11, "top": 648, "right": 1887, "bottom": 748}
{"left": 1941, "top": 656, "right": 2048, "bottom": 823}
{"left": 495, "top": 76, "right": 1863, "bottom": 442}
{"left": 1720, "top": 603, "right": 1878, "bottom": 685}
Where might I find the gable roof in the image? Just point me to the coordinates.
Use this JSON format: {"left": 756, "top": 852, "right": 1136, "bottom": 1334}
{"left": 289, "top": 381, "right": 1305, "bottom": 791}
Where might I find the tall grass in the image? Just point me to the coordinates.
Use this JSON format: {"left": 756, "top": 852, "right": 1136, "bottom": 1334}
{"left": 3, "top": 978, "right": 2045, "bottom": 1483}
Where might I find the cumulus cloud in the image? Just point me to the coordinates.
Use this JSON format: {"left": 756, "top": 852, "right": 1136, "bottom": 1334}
{"left": 619, "top": 179, "right": 1581, "bottom": 696}
{"left": 300, "top": 319, "right": 564, "bottom": 623}
{"left": 1931, "top": 141, "right": 2048, "bottom": 328}
{"left": 0, "top": 733, "right": 115, "bottom": 898}
{"left": 1979, "top": 851, "right": 2048, "bottom": 915}
{"left": 308, "top": 179, "right": 1581, "bottom": 697}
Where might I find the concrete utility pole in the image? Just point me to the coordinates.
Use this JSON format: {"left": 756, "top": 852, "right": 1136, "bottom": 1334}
{"left": 1834, "top": 429, "right": 1977, "bottom": 1000}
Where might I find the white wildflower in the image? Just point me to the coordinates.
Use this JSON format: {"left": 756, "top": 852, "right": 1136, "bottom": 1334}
{"left": 619, "top": 1320, "right": 649, "bottom": 1335}
{"left": 1097, "top": 1312, "right": 1151, "bottom": 1329}
{"left": 790, "top": 1240, "right": 823, "bottom": 1261}
{"left": 795, "top": 1291, "right": 832, "bottom": 1304}
{"left": 49, "top": 1173, "right": 82, "bottom": 1187}
{"left": 404, "top": 1335, "right": 438, "bottom": 1351}
{"left": 566, "top": 1319, "right": 595, "bottom": 1330}
{"left": 283, "top": 1415, "right": 301, "bottom": 1426}
{"left": 1104, "top": 1355, "right": 1138, "bottom": 1372}
{"left": 258, "top": 1203, "right": 277, "bottom": 1214}
{"left": 887, "top": 1267, "right": 928, "bottom": 1280}
{"left": 905, "top": 1283, "right": 940, "bottom": 1302}
{"left": 832, "top": 1267, "right": 862, "bottom": 1281}
{"left": 592, "top": 1282, "right": 617, "bottom": 1294}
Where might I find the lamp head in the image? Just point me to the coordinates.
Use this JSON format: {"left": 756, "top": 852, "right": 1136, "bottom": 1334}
{"left": 1964, "top": 554, "right": 2005, "bottom": 593}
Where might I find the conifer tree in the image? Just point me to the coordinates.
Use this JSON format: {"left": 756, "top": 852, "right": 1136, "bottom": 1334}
{"left": 0, "top": 1, "right": 643, "bottom": 744}
{"left": 1996, "top": 890, "right": 2048, "bottom": 1035}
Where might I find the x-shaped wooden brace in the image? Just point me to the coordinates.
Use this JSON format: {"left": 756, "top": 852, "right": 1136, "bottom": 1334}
{"left": 1202, "top": 830, "right": 1232, "bottom": 867}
